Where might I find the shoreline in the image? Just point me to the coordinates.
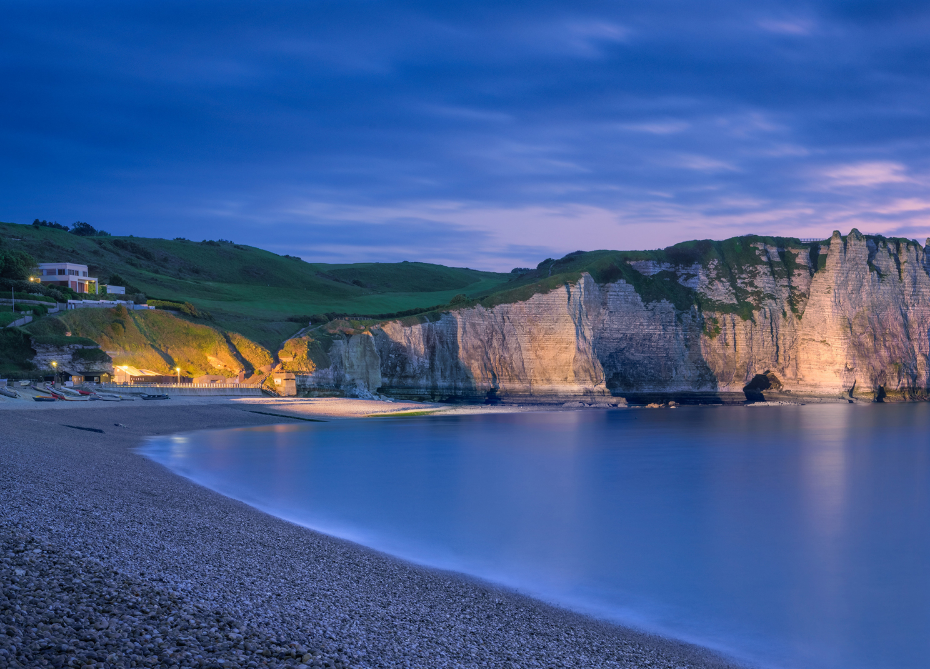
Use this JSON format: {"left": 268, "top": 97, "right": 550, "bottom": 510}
{"left": 1, "top": 401, "right": 748, "bottom": 668}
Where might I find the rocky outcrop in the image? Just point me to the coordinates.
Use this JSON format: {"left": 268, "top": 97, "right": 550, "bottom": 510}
{"left": 297, "top": 230, "right": 930, "bottom": 402}
{"left": 32, "top": 343, "right": 113, "bottom": 377}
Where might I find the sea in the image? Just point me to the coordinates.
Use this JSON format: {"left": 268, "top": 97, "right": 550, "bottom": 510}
{"left": 139, "top": 404, "right": 930, "bottom": 669}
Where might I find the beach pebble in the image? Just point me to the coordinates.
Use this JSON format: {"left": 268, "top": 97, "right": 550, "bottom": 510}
{"left": 0, "top": 524, "right": 347, "bottom": 669}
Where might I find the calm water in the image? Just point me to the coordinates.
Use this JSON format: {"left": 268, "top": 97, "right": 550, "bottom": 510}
{"left": 140, "top": 406, "right": 930, "bottom": 669}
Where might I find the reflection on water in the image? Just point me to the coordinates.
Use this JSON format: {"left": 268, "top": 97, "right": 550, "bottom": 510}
{"left": 140, "top": 405, "right": 930, "bottom": 669}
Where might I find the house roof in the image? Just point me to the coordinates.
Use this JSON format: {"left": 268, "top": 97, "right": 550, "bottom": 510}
{"left": 115, "top": 365, "right": 161, "bottom": 377}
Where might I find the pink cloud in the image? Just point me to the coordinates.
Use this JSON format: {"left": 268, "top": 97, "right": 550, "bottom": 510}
{"left": 820, "top": 162, "right": 911, "bottom": 187}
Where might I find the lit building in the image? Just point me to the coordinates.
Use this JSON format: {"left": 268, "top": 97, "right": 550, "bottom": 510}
{"left": 35, "top": 263, "right": 99, "bottom": 294}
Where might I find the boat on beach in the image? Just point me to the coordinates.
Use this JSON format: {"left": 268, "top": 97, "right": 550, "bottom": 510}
{"left": 42, "top": 385, "right": 90, "bottom": 401}
{"left": 91, "top": 393, "right": 123, "bottom": 401}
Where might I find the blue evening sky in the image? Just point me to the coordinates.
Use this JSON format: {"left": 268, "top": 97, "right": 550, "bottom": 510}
{"left": 2, "top": 1, "right": 929, "bottom": 270}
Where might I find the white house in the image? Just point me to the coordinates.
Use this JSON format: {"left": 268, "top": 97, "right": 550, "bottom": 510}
{"left": 104, "top": 285, "right": 126, "bottom": 295}
{"left": 35, "top": 263, "right": 99, "bottom": 294}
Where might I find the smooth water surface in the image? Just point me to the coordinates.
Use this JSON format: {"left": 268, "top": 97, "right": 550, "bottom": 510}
{"left": 141, "top": 406, "right": 930, "bottom": 669}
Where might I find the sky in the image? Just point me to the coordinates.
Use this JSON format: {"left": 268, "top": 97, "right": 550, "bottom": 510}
{"left": 2, "top": 0, "right": 930, "bottom": 271}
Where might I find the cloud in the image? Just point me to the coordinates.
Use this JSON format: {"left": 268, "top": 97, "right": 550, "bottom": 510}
{"left": 870, "top": 198, "right": 930, "bottom": 214}
{"left": 618, "top": 121, "right": 690, "bottom": 135}
{"left": 757, "top": 18, "right": 815, "bottom": 35}
{"left": 673, "top": 155, "right": 740, "bottom": 172}
{"left": 819, "top": 162, "right": 912, "bottom": 187}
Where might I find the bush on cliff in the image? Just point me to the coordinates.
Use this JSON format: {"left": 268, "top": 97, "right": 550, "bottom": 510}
{"left": 0, "top": 329, "right": 37, "bottom": 374}
{"left": 0, "top": 249, "right": 37, "bottom": 280}
{"left": 26, "top": 316, "right": 69, "bottom": 337}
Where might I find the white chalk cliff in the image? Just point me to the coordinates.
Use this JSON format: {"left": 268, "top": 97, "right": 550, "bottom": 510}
{"left": 299, "top": 230, "right": 930, "bottom": 402}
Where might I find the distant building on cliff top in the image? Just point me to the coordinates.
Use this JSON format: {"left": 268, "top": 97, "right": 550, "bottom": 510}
{"left": 35, "top": 262, "right": 99, "bottom": 294}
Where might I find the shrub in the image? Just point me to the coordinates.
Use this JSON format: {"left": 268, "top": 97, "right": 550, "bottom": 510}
{"left": 32, "top": 219, "right": 68, "bottom": 231}
{"left": 111, "top": 239, "right": 153, "bottom": 260}
{"left": 26, "top": 316, "right": 68, "bottom": 337}
{"left": 148, "top": 299, "right": 209, "bottom": 319}
{"left": 71, "top": 221, "right": 110, "bottom": 237}
{"left": 31, "top": 334, "right": 98, "bottom": 347}
{"left": 16, "top": 304, "right": 49, "bottom": 317}
{"left": 12, "top": 292, "right": 55, "bottom": 303}
{"left": 0, "top": 250, "right": 37, "bottom": 280}
{"left": 0, "top": 328, "right": 36, "bottom": 372}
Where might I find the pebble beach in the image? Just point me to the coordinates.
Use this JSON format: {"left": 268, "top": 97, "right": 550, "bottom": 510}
{"left": 1, "top": 400, "right": 747, "bottom": 669}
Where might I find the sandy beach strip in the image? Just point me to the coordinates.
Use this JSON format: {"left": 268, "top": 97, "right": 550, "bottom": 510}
{"left": 1, "top": 401, "right": 746, "bottom": 669}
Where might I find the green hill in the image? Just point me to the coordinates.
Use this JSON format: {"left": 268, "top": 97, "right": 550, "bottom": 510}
{"left": 0, "top": 221, "right": 511, "bottom": 349}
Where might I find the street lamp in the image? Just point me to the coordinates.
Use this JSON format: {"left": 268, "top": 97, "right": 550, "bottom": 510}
{"left": 175, "top": 367, "right": 181, "bottom": 384}
{"left": 51, "top": 360, "right": 58, "bottom": 386}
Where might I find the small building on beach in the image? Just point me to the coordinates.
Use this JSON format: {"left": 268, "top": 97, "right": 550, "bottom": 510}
{"left": 113, "top": 365, "right": 184, "bottom": 384}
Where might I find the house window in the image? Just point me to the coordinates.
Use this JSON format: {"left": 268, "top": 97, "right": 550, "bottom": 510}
{"left": 58, "top": 269, "right": 66, "bottom": 275}
{"left": 82, "top": 271, "right": 87, "bottom": 277}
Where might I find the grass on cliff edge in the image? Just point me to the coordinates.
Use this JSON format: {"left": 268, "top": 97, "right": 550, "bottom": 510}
{"left": 0, "top": 221, "right": 511, "bottom": 345}
{"left": 470, "top": 235, "right": 821, "bottom": 320}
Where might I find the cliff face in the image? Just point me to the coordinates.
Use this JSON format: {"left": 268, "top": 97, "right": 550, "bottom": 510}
{"left": 31, "top": 343, "right": 114, "bottom": 377}
{"left": 298, "top": 230, "right": 930, "bottom": 401}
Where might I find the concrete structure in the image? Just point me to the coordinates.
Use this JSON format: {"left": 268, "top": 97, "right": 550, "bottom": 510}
{"left": 193, "top": 372, "right": 246, "bottom": 385}
{"left": 272, "top": 372, "right": 297, "bottom": 396}
{"left": 36, "top": 263, "right": 99, "bottom": 294}
{"left": 97, "top": 383, "right": 264, "bottom": 396}
{"left": 66, "top": 299, "right": 153, "bottom": 310}
{"left": 104, "top": 285, "right": 126, "bottom": 295}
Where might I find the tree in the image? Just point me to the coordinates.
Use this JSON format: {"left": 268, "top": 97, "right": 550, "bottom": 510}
{"left": 32, "top": 219, "right": 68, "bottom": 231}
{"left": 0, "top": 250, "right": 37, "bottom": 280}
{"left": 70, "top": 221, "right": 98, "bottom": 236}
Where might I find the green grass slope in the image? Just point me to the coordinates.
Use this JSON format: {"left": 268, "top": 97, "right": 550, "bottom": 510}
{"left": 0, "top": 221, "right": 511, "bottom": 349}
{"left": 35, "top": 308, "right": 274, "bottom": 378}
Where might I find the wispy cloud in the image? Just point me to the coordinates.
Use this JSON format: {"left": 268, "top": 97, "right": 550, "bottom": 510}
{"left": 618, "top": 121, "right": 690, "bottom": 135}
{"left": 820, "top": 162, "right": 912, "bottom": 187}
{"left": 562, "top": 20, "right": 631, "bottom": 57}
{"left": 673, "top": 155, "right": 740, "bottom": 172}
{"left": 757, "top": 18, "right": 815, "bottom": 36}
